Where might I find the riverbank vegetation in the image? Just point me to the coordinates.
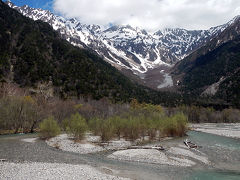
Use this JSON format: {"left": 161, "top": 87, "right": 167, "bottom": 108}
{"left": 177, "top": 105, "right": 240, "bottom": 123}
{"left": 39, "top": 116, "right": 60, "bottom": 139}
{"left": 0, "top": 83, "right": 239, "bottom": 139}
{"left": 87, "top": 101, "right": 188, "bottom": 142}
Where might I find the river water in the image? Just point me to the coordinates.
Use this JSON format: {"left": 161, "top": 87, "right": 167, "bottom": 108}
{"left": 185, "top": 131, "right": 240, "bottom": 179}
{"left": 0, "top": 125, "right": 240, "bottom": 180}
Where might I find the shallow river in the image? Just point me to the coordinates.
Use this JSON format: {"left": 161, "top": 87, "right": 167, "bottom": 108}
{"left": 0, "top": 127, "right": 240, "bottom": 180}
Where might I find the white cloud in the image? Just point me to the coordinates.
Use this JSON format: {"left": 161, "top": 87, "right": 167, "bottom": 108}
{"left": 53, "top": 0, "right": 240, "bottom": 31}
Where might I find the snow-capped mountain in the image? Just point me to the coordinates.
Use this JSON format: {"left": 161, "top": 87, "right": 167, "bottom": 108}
{"left": 6, "top": 1, "right": 237, "bottom": 74}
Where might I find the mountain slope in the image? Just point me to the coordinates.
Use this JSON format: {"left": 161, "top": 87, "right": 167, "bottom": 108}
{"left": 172, "top": 17, "right": 240, "bottom": 106}
{"left": 0, "top": 0, "right": 184, "bottom": 105}
{"left": 0, "top": 1, "right": 141, "bottom": 101}
{"left": 6, "top": 1, "right": 234, "bottom": 75}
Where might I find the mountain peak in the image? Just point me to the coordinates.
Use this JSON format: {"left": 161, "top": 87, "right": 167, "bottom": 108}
{"left": 5, "top": 0, "right": 14, "bottom": 7}
{"left": 6, "top": 2, "right": 238, "bottom": 74}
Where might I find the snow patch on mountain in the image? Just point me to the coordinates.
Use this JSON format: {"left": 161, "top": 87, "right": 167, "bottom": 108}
{"left": 157, "top": 71, "right": 174, "bottom": 89}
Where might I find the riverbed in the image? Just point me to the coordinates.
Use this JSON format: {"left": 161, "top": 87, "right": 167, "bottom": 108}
{"left": 0, "top": 124, "right": 240, "bottom": 180}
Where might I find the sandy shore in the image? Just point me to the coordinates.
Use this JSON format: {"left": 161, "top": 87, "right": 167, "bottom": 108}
{"left": 191, "top": 123, "right": 240, "bottom": 138}
{"left": 0, "top": 162, "right": 129, "bottom": 180}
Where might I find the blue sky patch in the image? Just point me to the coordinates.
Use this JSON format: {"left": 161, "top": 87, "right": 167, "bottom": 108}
{"left": 6, "top": 0, "right": 53, "bottom": 11}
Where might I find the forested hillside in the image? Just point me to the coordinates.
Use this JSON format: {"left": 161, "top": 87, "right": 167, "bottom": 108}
{"left": 172, "top": 17, "right": 240, "bottom": 107}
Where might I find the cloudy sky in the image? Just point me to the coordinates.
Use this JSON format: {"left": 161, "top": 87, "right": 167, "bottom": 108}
{"left": 9, "top": 0, "right": 240, "bottom": 31}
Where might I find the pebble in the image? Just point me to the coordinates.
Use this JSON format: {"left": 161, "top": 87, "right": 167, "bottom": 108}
{"left": 0, "top": 162, "right": 129, "bottom": 180}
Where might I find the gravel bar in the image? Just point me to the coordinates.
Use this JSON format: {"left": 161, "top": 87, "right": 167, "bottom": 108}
{"left": 0, "top": 162, "right": 129, "bottom": 180}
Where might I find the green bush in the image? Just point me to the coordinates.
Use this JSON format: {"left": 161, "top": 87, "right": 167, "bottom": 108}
{"left": 89, "top": 117, "right": 115, "bottom": 142}
{"left": 110, "top": 116, "right": 127, "bottom": 140}
{"left": 39, "top": 116, "right": 60, "bottom": 139}
{"left": 0, "top": 96, "right": 40, "bottom": 134}
{"left": 68, "top": 113, "right": 88, "bottom": 140}
{"left": 174, "top": 112, "right": 188, "bottom": 136}
{"left": 88, "top": 117, "right": 102, "bottom": 136}
{"left": 61, "top": 118, "right": 70, "bottom": 131}
{"left": 86, "top": 103, "right": 189, "bottom": 142}
{"left": 124, "top": 116, "right": 141, "bottom": 141}
{"left": 100, "top": 118, "right": 115, "bottom": 142}
{"left": 161, "top": 113, "right": 188, "bottom": 137}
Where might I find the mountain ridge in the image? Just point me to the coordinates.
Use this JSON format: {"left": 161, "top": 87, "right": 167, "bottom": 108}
{"left": 6, "top": 0, "right": 237, "bottom": 75}
{"left": 172, "top": 16, "right": 240, "bottom": 106}
{"left": 0, "top": 0, "right": 185, "bottom": 106}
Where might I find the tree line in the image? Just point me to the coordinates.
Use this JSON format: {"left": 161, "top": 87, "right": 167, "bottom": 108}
{"left": 0, "top": 83, "right": 239, "bottom": 140}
